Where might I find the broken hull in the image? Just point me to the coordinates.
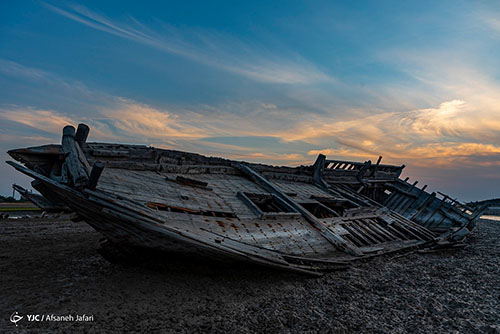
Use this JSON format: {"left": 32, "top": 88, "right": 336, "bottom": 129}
{"left": 318, "top": 156, "right": 483, "bottom": 237}
{"left": 6, "top": 124, "right": 466, "bottom": 274}
{"left": 8, "top": 162, "right": 329, "bottom": 274}
{"left": 379, "top": 180, "right": 477, "bottom": 232}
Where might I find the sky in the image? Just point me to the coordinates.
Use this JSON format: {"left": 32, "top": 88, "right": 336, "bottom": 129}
{"left": 1, "top": 0, "right": 499, "bottom": 201}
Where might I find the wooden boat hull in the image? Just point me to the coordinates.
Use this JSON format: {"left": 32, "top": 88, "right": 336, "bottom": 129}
{"left": 6, "top": 124, "right": 468, "bottom": 274}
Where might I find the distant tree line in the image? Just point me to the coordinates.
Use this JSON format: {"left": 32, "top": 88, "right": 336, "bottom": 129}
{"left": 0, "top": 195, "right": 28, "bottom": 203}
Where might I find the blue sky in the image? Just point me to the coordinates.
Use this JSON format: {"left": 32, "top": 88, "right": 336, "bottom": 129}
{"left": 1, "top": 0, "right": 500, "bottom": 201}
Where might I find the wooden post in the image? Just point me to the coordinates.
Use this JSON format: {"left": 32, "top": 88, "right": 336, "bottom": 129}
{"left": 75, "top": 123, "right": 90, "bottom": 148}
{"left": 87, "top": 162, "right": 105, "bottom": 190}
{"left": 312, "top": 154, "right": 330, "bottom": 189}
{"left": 369, "top": 156, "right": 382, "bottom": 177}
{"left": 62, "top": 125, "right": 90, "bottom": 188}
{"left": 356, "top": 160, "right": 371, "bottom": 184}
{"left": 395, "top": 164, "right": 406, "bottom": 178}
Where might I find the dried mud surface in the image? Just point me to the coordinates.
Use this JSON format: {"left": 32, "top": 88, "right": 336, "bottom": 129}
{"left": 0, "top": 217, "right": 499, "bottom": 333}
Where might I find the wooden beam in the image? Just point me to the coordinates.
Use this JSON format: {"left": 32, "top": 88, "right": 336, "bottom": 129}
{"left": 312, "top": 154, "right": 330, "bottom": 190}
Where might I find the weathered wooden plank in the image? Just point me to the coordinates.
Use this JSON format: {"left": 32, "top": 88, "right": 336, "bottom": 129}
{"left": 366, "top": 219, "right": 398, "bottom": 241}
{"left": 164, "top": 175, "right": 213, "bottom": 191}
{"left": 358, "top": 220, "right": 387, "bottom": 243}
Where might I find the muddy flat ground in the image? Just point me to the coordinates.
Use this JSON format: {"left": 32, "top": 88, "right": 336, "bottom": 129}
{"left": 0, "top": 217, "right": 499, "bottom": 334}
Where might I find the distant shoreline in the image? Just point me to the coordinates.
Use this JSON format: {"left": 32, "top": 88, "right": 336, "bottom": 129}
{"left": 0, "top": 202, "right": 37, "bottom": 209}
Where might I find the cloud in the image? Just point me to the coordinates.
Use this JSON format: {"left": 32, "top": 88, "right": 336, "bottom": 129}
{"left": 0, "top": 133, "right": 54, "bottom": 144}
{"left": 1, "top": 107, "right": 74, "bottom": 134}
{"left": 0, "top": 59, "right": 49, "bottom": 81}
{"left": 0, "top": 101, "right": 314, "bottom": 167}
{"left": 2, "top": 58, "right": 500, "bottom": 172}
{"left": 223, "top": 152, "right": 307, "bottom": 164}
{"left": 480, "top": 10, "right": 500, "bottom": 37}
{"left": 4, "top": 96, "right": 498, "bottom": 169}
{"left": 100, "top": 99, "right": 213, "bottom": 139}
{"left": 301, "top": 99, "right": 500, "bottom": 167}
{"left": 293, "top": 99, "right": 499, "bottom": 142}
{"left": 0, "top": 59, "right": 91, "bottom": 94}
{"left": 2, "top": 58, "right": 499, "bottom": 200}
{"left": 4, "top": 4, "right": 500, "bottom": 200}
{"left": 43, "top": 2, "right": 333, "bottom": 85}
{"left": 307, "top": 148, "right": 373, "bottom": 160}
{"left": 282, "top": 36, "right": 500, "bottom": 168}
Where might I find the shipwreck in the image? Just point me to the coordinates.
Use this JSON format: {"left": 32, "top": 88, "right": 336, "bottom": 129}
{"left": 6, "top": 124, "right": 489, "bottom": 275}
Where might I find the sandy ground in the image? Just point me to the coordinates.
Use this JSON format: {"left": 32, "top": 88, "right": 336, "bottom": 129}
{"left": 0, "top": 216, "right": 499, "bottom": 334}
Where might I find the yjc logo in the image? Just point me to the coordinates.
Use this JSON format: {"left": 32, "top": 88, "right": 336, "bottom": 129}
{"left": 10, "top": 312, "right": 23, "bottom": 326}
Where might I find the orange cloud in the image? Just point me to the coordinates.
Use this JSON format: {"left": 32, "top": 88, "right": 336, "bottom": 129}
{"left": 100, "top": 99, "right": 211, "bottom": 139}
{"left": 3, "top": 97, "right": 499, "bottom": 170}
{"left": 275, "top": 99, "right": 500, "bottom": 143}
{"left": 1, "top": 107, "right": 74, "bottom": 134}
{"left": 307, "top": 148, "right": 374, "bottom": 160}
{"left": 224, "top": 152, "right": 308, "bottom": 165}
